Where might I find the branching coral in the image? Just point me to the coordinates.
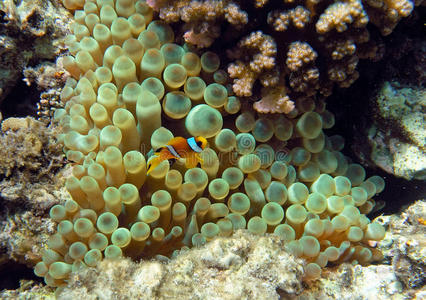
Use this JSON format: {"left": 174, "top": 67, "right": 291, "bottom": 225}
{"left": 253, "top": 85, "right": 295, "bottom": 114}
{"left": 267, "top": 6, "right": 311, "bottom": 31}
{"left": 365, "top": 0, "right": 414, "bottom": 35}
{"left": 147, "top": 0, "right": 419, "bottom": 113}
{"left": 227, "top": 31, "right": 277, "bottom": 97}
{"left": 315, "top": 0, "right": 369, "bottom": 34}
{"left": 286, "top": 42, "right": 318, "bottom": 72}
{"left": 146, "top": 0, "right": 247, "bottom": 47}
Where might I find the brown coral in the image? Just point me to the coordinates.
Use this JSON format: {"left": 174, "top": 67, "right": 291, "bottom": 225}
{"left": 365, "top": 0, "right": 414, "bottom": 35}
{"left": 267, "top": 6, "right": 311, "bottom": 31}
{"left": 227, "top": 31, "right": 277, "bottom": 97}
{"left": 253, "top": 86, "right": 295, "bottom": 114}
{"left": 327, "top": 55, "right": 360, "bottom": 87}
{"left": 315, "top": 0, "right": 369, "bottom": 34}
{"left": 286, "top": 42, "right": 318, "bottom": 72}
{"left": 227, "top": 61, "right": 257, "bottom": 97}
{"left": 226, "top": 0, "right": 386, "bottom": 105}
{"left": 285, "top": 42, "right": 320, "bottom": 97}
{"left": 147, "top": 0, "right": 248, "bottom": 47}
{"left": 144, "top": 0, "right": 419, "bottom": 111}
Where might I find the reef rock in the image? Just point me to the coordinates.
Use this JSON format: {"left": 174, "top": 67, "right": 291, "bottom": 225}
{"left": 0, "top": 0, "right": 69, "bottom": 103}
{"left": 366, "top": 82, "right": 425, "bottom": 180}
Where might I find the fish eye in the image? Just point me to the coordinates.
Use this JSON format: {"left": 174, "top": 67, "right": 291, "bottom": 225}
{"left": 196, "top": 141, "right": 203, "bottom": 147}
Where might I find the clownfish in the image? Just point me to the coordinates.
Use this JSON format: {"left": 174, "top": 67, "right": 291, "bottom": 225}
{"left": 146, "top": 136, "right": 208, "bottom": 175}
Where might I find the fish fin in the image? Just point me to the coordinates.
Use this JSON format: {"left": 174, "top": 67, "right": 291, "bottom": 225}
{"left": 146, "top": 156, "right": 162, "bottom": 175}
{"left": 167, "top": 137, "right": 186, "bottom": 146}
{"left": 146, "top": 165, "right": 153, "bottom": 175}
{"left": 155, "top": 147, "right": 176, "bottom": 161}
{"left": 185, "top": 154, "right": 199, "bottom": 169}
{"left": 195, "top": 153, "right": 204, "bottom": 165}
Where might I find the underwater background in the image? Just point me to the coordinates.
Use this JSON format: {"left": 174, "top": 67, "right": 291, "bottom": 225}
{"left": 0, "top": 0, "right": 424, "bottom": 299}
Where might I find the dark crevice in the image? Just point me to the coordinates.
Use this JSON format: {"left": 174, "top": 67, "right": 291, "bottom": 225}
{"left": 0, "top": 10, "right": 7, "bottom": 24}
{"left": 0, "top": 79, "right": 39, "bottom": 119}
{"left": 325, "top": 6, "right": 426, "bottom": 217}
{"left": 0, "top": 261, "right": 43, "bottom": 290}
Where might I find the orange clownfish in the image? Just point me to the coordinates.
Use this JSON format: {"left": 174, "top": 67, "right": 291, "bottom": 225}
{"left": 146, "top": 136, "right": 208, "bottom": 175}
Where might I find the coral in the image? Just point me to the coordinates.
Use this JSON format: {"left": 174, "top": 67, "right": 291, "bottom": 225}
{"left": 146, "top": 0, "right": 248, "bottom": 48}
{"left": 56, "top": 231, "right": 304, "bottom": 299}
{"left": 267, "top": 6, "right": 311, "bottom": 32}
{"left": 226, "top": 0, "right": 373, "bottom": 99}
{"left": 315, "top": 0, "right": 369, "bottom": 34}
{"left": 365, "top": 0, "right": 415, "bottom": 35}
{"left": 286, "top": 41, "right": 320, "bottom": 98}
{"left": 227, "top": 31, "right": 277, "bottom": 97}
{"left": 286, "top": 42, "right": 318, "bottom": 72}
{"left": 0, "top": 0, "right": 69, "bottom": 103}
{"left": 34, "top": 0, "right": 388, "bottom": 290}
{"left": 253, "top": 85, "right": 295, "bottom": 114}
{"left": 0, "top": 117, "right": 66, "bottom": 266}
{"left": 148, "top": 0, "right": 420, "bottom": 111}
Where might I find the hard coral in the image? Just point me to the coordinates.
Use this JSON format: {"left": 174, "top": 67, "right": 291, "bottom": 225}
{"left": 148, "top": 0, "right": 420, "bottom": 113}
{"left": 147, "top": 0, "right": 247, "bottom": 48}
{"left": 253, "top": 86, "right": 295, "bottom": 114}
{"left": 315, "top": 0, "right": 369, "bottom": 34}
{"left": 227, "top": 31, "right": 277, "bottom": 97}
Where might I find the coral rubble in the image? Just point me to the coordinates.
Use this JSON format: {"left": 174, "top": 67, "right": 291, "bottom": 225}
{"left": 376, "top": 200, "right": 426, "bottom": 291}
{"left": 0, "top": 0, "right": 69, "bottom": 104}
{"left": 56, "top": 231, "right": 304, "bottom": 299}
{"left": 0, "top": 117, "right": 65, "bottom": 266}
